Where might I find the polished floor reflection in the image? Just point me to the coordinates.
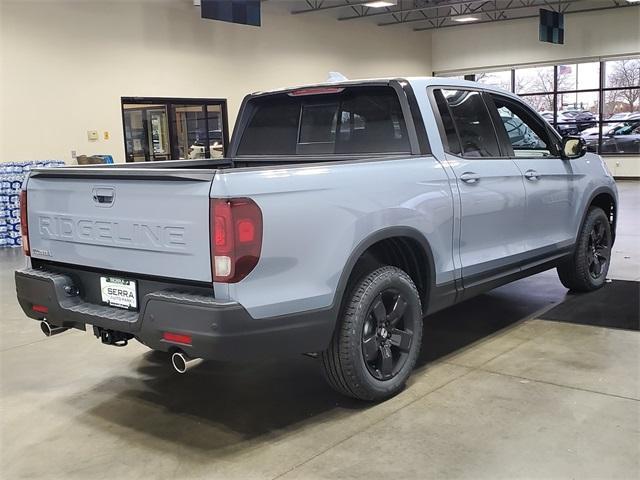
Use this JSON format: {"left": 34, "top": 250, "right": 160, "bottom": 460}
{"left": 1, "top": 182, "right": 638, "bottom": 479}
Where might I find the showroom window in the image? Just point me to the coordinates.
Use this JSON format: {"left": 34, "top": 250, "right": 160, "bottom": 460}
{"left": 121, "top": 97, "right": 229, "bottom": 162}
{"left": 475, "top": 70, "right": 512, "bottom": 91}
{"left": 436, "top": 55, "right": 640, "bottom": 155}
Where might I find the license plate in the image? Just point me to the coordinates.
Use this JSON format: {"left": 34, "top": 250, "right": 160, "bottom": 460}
{"left": 100, "top": 276, "right": 138, "bottom": 310}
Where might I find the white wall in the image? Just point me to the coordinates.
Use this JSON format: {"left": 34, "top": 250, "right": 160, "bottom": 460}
{"left": 431, "top": 7, "right": 640, "bottom": 73}
{"left": 0, "top": 0, "right": 431, "bottom": 163}
{"left": 431, "top": 7, "right": 640, "bottom": 177}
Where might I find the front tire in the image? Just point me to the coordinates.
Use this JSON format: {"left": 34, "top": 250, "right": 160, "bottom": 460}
{"left": 320, "top": 266, "right": 423, "bottom": 401}
{"left": 557, "top": 207, "right": 612, "bottom": 292}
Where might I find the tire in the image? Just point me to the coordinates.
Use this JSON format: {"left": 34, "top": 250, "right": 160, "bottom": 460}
{"left": 320, "top": 266, "right": 423, "bottom": 401}
{"left": 557, "top": 207, "right": 612, "bottom": 292}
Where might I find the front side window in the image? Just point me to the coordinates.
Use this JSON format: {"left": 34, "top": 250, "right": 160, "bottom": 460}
{"left": 438, "top": 89, "right": 501, "bottom": 158}
{"left": 491, "top": 94, "right": 556, "bottom": 157}
{"left": 237, "top": 86, "right": 411, "bottom": 156}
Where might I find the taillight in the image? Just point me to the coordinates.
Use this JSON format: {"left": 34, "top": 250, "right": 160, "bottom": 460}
{"left": 210, "top": 198, "right": 263, "bottom": 283}
{"left": 19, "top": 190, "right": 29, "bottom": 256}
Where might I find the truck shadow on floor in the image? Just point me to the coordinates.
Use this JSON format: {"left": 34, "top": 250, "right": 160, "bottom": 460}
{"left": 77, "top": 273, "right": 567, "bottom": 453}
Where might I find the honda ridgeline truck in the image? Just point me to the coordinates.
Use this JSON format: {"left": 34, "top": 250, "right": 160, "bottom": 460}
{"left": 15, "top": 78, "right": 617, "bottom": 400}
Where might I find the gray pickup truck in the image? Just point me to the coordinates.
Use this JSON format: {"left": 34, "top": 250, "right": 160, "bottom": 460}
{"left": 15, "top": 78, "right": 617, "bottom": 401}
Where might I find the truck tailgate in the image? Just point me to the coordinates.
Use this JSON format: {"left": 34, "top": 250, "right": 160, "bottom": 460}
{"left": 26, "top": 169, "right": 214, "bottom": 282}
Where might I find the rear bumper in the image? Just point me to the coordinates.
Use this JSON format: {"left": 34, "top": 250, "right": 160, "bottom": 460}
{"left": 15, "top": 267, "right": 334, "bottom": 361}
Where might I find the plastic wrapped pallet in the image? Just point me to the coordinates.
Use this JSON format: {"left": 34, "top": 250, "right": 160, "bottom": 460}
{"left": 0, "top": 160, "right": 65, "bottom": 248}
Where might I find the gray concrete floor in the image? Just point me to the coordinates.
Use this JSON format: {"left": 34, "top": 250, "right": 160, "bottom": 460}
{"left": 1, "top": 182, "right": 638, "bottom": 480}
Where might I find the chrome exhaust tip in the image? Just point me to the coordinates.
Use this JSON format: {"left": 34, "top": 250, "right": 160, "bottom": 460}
{"left": 171, "top": 352, "right": 203, "bottom": 374}
{"left": 40, "top": 320, "right": 68, "bottom": 337}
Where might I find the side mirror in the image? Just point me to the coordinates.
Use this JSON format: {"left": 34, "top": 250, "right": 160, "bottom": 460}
{"left": 561, "top": 136, "right": 586, "bottom": 159}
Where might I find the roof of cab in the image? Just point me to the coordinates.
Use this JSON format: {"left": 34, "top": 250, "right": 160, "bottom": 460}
{"left": 250, "top": 76, "right": 516, "bottom": 100}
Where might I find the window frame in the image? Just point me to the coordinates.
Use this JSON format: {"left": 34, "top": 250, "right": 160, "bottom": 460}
{"left": 427, "top": 86, "right": 507, "bottom": 160}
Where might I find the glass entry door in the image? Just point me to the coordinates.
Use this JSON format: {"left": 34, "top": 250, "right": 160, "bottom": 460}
{"left": 121, "top": 97, "right": 228, "bottom": 162}
{"left": 122, "top": 104, "right": 170, "bottom": 162}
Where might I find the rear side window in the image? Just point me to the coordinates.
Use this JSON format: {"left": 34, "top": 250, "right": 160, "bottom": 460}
{"left": 236, "top": 86, "right": 411, "bottom": 156}
{"left": 437, "top": 89, "right": 501, "bottom": 158}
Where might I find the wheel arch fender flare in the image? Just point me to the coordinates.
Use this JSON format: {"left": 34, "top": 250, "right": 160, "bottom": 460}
{"left": 579, "top": 186, "right": 618, "bottom": 244}
{"left": 327, "top": 226, "right": 436, "bottom": 333}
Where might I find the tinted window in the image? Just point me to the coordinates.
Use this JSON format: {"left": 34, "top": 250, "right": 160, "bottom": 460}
{"left": 237, "top": 87, "right": 410, "bottom": 156}
{"left": 237, "top": 96, "right": 299, "bottom": 155}
{"left": 490, "top": 94, "right": 556, "bottom": 157}
{"left": 440, "top": 89, "right": 501, "bottom": 157}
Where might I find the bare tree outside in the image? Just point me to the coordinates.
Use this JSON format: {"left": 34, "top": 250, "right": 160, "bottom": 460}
{"left": 605, "top": 59, "right": 640, "bottom": 116}
{"left": 513, "top": 66, "right": 568, "bottom": 112}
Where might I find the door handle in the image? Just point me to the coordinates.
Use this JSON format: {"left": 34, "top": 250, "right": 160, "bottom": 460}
{"left": 459, "top": 172, "right": 480, "bottom": 184}
{"left": 524, "top": 169, "right": 540, "bottom": 181}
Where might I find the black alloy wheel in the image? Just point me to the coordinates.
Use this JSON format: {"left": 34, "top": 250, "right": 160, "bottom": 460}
{"left": 586, "top": 218, "right": 610, "bottom": 280}
{"left": 361, "top": 289, "right": 415, "bottom": 381}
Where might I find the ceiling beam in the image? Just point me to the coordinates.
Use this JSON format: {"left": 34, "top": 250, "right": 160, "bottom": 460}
{"left": 339, "top": 0, "right": 492, "bottom": 20}
{"left": 337, "top": 0, "right": 575, "bottom": 20}
{"left": 379, "top": 0, "right": 581, "bottom": 26}
{"left": 413, "top": 3, "right": 638, "bottom": 30}
{"left": 291, "top": 0, "right": 372, "bottom": 15}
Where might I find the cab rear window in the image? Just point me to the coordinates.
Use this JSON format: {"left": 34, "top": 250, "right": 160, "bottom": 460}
{"left": 236, "top": 86, "right": 411, "bottom": 156}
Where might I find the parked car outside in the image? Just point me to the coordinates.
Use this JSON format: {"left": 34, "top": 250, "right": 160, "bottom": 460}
{"left": 583, "top": 121, "right": 640, "bottom": 153}
{"left": 606, "top": 112, "right": 640, "bottom": 122}
{"left": 557, "top": 110, "right": 597, "bottom": 131}
{"left": 540, "top": 111, "right": 590, "bottom": 136}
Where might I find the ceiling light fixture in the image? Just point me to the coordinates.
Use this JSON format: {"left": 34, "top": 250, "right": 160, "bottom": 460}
{"left": 625, "top": 0, "right": 640, "bottom": 3}
{"left": 452, "top": 16, "right": 480, "bottom": 22}
{"left": 364, "top": 1, "right": 397, "bottom": 8}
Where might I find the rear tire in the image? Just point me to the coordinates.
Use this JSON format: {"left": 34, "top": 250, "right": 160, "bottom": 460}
{"left": 320, "top": 266, "right": 423, "bottom": 401}
{"left": 557, "top": 207, "right": 612, "bottom": 292}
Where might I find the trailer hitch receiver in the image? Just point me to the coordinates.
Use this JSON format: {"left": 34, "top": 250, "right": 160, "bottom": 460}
{"left": 93, "top": 326, "right": 133, "bottom": 347}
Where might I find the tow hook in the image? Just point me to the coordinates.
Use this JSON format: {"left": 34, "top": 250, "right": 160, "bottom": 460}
{"left": 93, "top": 326, "right": 133, "bottom": 347}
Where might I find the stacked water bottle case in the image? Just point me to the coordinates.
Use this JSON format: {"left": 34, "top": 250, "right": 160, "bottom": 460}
{"left": 0, "top": 161, "right": 65, "bottom": 248}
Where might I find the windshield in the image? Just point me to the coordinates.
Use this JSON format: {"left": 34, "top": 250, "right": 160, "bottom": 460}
{"left": 236, "top": 86, "right": 411, "bottom": 156}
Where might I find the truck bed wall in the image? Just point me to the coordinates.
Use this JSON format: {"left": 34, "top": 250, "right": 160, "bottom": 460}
{"left": 212, "top": 156, "right": 457, "bottom": 319}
